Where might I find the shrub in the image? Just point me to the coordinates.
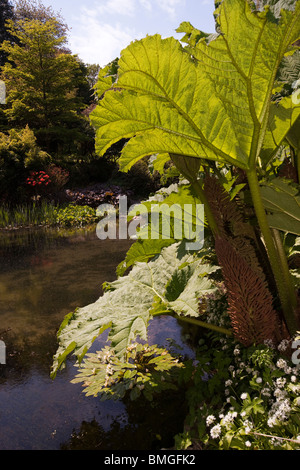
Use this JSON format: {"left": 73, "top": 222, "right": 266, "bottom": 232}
{"left": 176, "top": 333, "right": 300, "bottom": 450}
{"left": 0, "top": 126, "right": 51, "bottom": 202}
{"left": 46, "top": 164, "right": 69, "bottom": 191}
{"left": 52, "top": 204, "right": 98, "bottom": 227}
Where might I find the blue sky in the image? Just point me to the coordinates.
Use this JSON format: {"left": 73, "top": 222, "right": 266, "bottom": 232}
{"left": 39, "top": 0, "right": 217, "bottom": 66}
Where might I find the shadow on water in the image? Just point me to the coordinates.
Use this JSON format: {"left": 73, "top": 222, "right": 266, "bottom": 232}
{"left": 0, "top": 227, "right": 194, "bottom": 450}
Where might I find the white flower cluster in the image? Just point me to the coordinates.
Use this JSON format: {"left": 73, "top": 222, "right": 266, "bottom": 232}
{"left": 210, "top": 423, "right": 221, "bottom": 439}
{"left": 267, "top": 397, "right": 291, "bottom": 428}
{"left": 204, "top": 336, "right": 300, "bottom": 449}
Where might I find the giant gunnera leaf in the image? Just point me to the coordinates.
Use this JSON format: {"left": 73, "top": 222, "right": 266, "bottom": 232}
{"left": 90, "top": 0, "right": 300, "bottom": 173}
{"left": 51, "top": 242, "right": 217, "bottom": 377}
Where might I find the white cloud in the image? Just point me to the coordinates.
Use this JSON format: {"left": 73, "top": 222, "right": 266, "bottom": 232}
{"left": 156, "top": 0, "right": 183, "bottom": 19}
{"left": 138, "top": 0, "right": 152, "bottom": 11}
{"left": 92, "top": 0, "right": 136, "bottom": 17}
{"left": 68, "top": 0, "right": 186, "bottom": 65}
{"left": 92, "top": 0, "right": 183, "bottom": 20}
{"left": 69, "top": 13, "right": 141, "bottom": 66}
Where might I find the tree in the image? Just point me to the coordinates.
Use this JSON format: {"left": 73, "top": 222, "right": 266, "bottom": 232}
{"left": 13, "top": 0, "right": 69, "bottom": 41}
{"left": 0, "top": 16, "right": 87, "bottom": 152}
{"left": 86, "top": 63, "right": 101, "bottom": 90}
{"left": 76, "top": 60, "right": 98, "bottom": 107}
{"left": 0, "top": 0, "right": 15, "bottom": 68}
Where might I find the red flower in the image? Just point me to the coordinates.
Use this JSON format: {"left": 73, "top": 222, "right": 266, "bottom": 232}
{"left": 26, "top": 170, "right": 52, "bottom": 189}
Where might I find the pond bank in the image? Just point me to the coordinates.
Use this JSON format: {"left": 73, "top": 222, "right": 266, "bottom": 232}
{"left": 0, "top": 182, "right": 142, "bottom": 231}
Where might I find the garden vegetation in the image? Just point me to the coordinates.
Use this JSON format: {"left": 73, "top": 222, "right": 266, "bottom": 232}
{"left": 0, "top": 0, "right": 110, "bottom": 213}
{"left": 1, "top": 0, "right": 300, "bottom": 451}
{"left": 50, "top": 0, "right": 300, "bottom": 450}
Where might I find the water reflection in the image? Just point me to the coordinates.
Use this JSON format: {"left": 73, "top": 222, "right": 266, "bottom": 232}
{"left": 0, "top": 227, "right": 193, "bottom": 450}
{"left": 0, "top": 228, "right": 131, "bottom": 351}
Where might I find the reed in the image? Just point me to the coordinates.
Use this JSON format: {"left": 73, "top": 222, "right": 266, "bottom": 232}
{"left": 0, "top": 202, "right": 99, "bottom": 229}
{"left": 0, "top": 201, "right": 57, "bottom": 228}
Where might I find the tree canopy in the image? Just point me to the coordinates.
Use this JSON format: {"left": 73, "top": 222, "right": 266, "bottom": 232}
{"left": 0, "top": 0, "right": 15, "bottom": 67}
{"left": 0, "top": 16, "right": 87, "bottom": 152}
{"left": 13, "top": 0, "right": 69, "bottom": 40}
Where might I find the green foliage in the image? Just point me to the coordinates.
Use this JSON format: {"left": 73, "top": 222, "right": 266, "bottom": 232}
{"left": 52, "top": 0, "right": 300, "bottom": 412}
{"left": 113, "top": 157, "right": 162, "bottom": 198}
{"left": 127, "top": 182, "right": 206, "bottom": 242}
{"left": 94, "top": 58, "right": 119, "bottom": 99}
{"left": 0, "top": 203, "right": 99, "bottom": 229}
{"left": 175, "top": 21, "right": 211, "bottom": 47}
{"left": 0, "top": 126, "right": 50, "bottom": 201}
{"left": 51, "top": 241, "right": 220, "bottom": 378}
{"left": 0, "top": 0, "right": 15, "bottom": 68}
{"left": 88, "top": 0, "right": 300, "bottom": 337}
{"left": 85, "top": 63, "right": 101, "bottom": 91}
{"left": 0, "top": 15, "right": 88, "bottom": 152}
{"left": 0, "top": 200, "right": 57, "bottom": 228}
{"left": 71, "top": 343, "right": 183, "bottom": 402}
{"left": 287, "top": 118, "right": 300, "bottom": 154}
{"left": 52, "top": 205, "right": 98, "bottom": 227}
{"left": 176, "top": 333, "right": 300, "bottom": 450}
{"left": 174, "top": 432, "right": 193, "bottom": 450}
{"left": 0, "top": 125, "right": 49, "bottom": 167}
{"left": 260, "top": 177, "right": 300, "bottom": 234}
{"left": 90, "top": 0, "right": 300, "bottom": 172}
{"left": 13, "top": 0, "right": 69, "bottom": 39}
{"left": 116, "top": 238, "right": 174, "bottom": 277}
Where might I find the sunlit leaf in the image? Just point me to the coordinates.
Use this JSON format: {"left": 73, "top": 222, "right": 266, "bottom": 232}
{"left": 90, "top": 0, "right": 300, "bottom": 172}
{"left": 260, "top": 97, "right": 300, "bottom": 166}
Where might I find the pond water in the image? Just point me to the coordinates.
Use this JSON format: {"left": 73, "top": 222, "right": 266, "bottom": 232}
{"left": 0, "top": 227, "right": 194, "bottom": 450}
